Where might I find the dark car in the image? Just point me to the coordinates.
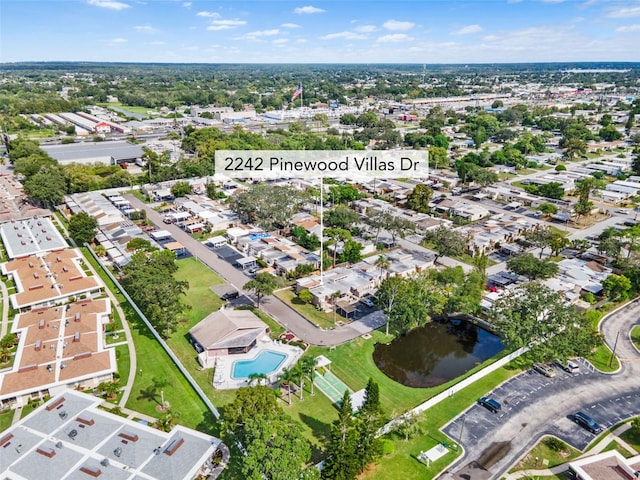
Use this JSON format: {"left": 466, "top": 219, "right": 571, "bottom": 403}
{"left": 574, "top": 411, "right": 602, "bottom": 434}
{"left": 221, "top": 290, "right": 239, "bottom": 301}
{"left": 478, "top": 397, "right": 501, "bottom": 413}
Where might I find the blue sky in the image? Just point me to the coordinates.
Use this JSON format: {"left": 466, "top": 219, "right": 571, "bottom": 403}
{"left": 1, "top": 0, "right": 640, "bottom": 63}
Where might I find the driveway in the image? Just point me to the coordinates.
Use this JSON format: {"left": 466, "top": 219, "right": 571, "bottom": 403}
{"left": 125, "top": 194, "right": 383, "bottom": 346}
{"left": 439, "top": 300, "right": 640, "bottom": 480}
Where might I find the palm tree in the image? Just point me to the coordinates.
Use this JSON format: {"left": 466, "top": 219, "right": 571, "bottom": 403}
{"left": 330, "top": 290, "right": 342, "bottom": 326}
{"left": 247, "top": 372, "right": 268, "bottom": 386}
{"left": 374, "top": 255, "right": 390, "bottom": 284}
{"left": 292, "top": 362, "right": 305, "bottom": 401}
{"left": 279, "top": 368, "right": 295, "bottom": 406}
{"left": 299, "top": 356, "right": 316, "bottom": 397}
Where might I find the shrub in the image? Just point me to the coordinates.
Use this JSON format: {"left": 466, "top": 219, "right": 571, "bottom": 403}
{"left": 545, "top": 437, "right": 567, "bottom": 452}
{"left": 381, "top": 438, "right": 395, "bottom": 456}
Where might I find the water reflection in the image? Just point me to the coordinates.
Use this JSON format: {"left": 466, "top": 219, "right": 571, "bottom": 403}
{"left": 373, "top": 319, "right": 503, "bottom": 388}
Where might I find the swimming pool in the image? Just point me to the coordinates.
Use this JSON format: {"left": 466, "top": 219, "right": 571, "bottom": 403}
{"left": 232, "top": 350, "right": 288, "bottom": 379}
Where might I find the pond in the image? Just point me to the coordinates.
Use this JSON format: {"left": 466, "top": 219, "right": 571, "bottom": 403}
{"left": 373, "top": 319, "right": 504, "bottom": 388}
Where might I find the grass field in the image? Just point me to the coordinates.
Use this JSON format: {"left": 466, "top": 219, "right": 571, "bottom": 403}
{"left": 510, "top": 437, "right": 581, "bottom": 472}
{"left": 0, "top": 410, "right": 13, "bottom": 432}
{"left": 275, "top": 288, "right": 340, "bottom": 330}
{"left": 82, "top": 248, "right": 218, "bottom": 435}
{"left": 362, "top": 365, "right": 518, "bottom": 480}
{"left": 619, "top": 422, "right": 640, "bottom": 452}
{"left": 631, "top": 326, "right": 640, "bottom": 351}
{"left": 174, "top": 257, "right": 224, "bottom": 327}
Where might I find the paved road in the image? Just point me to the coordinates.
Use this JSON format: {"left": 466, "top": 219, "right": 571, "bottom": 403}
{"left": 125, "top": 195, "right": 383, "bottom": 346}
{"left": 439, "top": 300, "right": 640, "bottom": 480}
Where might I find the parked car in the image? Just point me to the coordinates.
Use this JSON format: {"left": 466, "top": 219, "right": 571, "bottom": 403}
{"left": 557, "top": 359, "right": 580, "bottom": 374}
{"left": 533, "top": 362, "right": 556, "bottom": 378}
{"left": 248, "top": 266, "right": 261, "bottom": 275}
{"left": 478, "top": 397, "right": 501, "bottom": 413}
{"left": 221, "top": 290, "right": 239, "bottom": 301}
{"left": 360, "top": 297, "right": 375, "bottom": 307}
{"left": 574, "top": 411, "right": 602, "bottom": 434}
{"left": 616, "top": 209, "right": 629, "bottom": 214}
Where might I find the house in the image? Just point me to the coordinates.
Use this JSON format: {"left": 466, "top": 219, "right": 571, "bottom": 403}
{"left": 189, "top": 310, "right": 269, "bottom": 368}
{"left": 0, "top": 299, "right": 115, "bottom": 409}
{"left": 206, "top": 236, "right": 227, "bottom": 248}
{"left": 0, "top": 390, "right": 226, "bottom": 480}
{"left": 165, "top": 242, "right": 186, "bottom": 256}
{"left": 1, "top": 249, "right": 104, "bottom": 311}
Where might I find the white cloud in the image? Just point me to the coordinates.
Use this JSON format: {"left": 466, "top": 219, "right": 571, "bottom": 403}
{"left": 383, "top": 19, "right": 415, "bottom": 31}
{"left": 294, "top": 6, "right": 325, "bottom": 14}
{"left": 281, "top": 23, "right": 301, "bottom": 28}
{"left": 507, "top": 0, "right": 523, "bottom": 3}
{"left": 377, "top": 33, "right": 412, "bottom": 42}
{"left": 354, "top": 24, "right": 377, "bottom": 33}
{"left": 451, "top": 24, "right": 483, "bottom": 35}
{"left": 182, "top": 1, "right": 191, "bottom": 6}
{"left": 134, "top": 25, "right": 154, "bottom": 32}
{"left": 321, "top": 31, "right": 368, "bottom": 40}
{"left": 197, "top": 11, "right": 219, "bottom": 18}
{"left": 109, "top": 37, "right": 128, "bottom": 44}
{"left": 87, "top": 0, "right": 130, "bottom": 10}
{"left": 616, "top": 24, "right": 640, "bottom": 32}
{"left": 273, "top": 38, "right": 289, "bottom": 44}
{"left": 207, "top": 19, "right": 246, "bottom": 31}
{"left": 606, "top": 6, "right": 640, "bottom": 18}
{"left": 541, "top": 0, "right": 567, "bottom": 3}
{"left": 147, "top": 41, "right": 167, "bottom": 45}
{"left": 246, "top": 29, "right": 281, "bottom": 37}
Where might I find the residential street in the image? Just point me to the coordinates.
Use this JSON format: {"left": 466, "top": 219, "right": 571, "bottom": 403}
{"left": 125, "top": 194, "right": 383, "bottom": 346}
{"left": 439, "top": 299, "right": 640, "bottom": 480}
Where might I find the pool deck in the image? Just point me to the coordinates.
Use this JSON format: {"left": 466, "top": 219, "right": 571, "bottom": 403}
{"left": 212, "top": 338, "right": 304, "bottom": 390}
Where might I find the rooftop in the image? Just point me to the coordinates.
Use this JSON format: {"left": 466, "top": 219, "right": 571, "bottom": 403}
{"left": 0, "top": 390, "right": 224, "bottom": 480}
{"left": 0, "top": 298, "right": 115, "bottom": 401}
{"left": 1, "top": 249, "right": 103, "bottom": 310}
{"left": 0, "top": 217, "right": 67, "bottom": 259}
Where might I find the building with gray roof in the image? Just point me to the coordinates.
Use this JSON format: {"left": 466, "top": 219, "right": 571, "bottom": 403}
{"left": 42, "top": 141, "right": 143, "bottom": 166}
{"left": 0, "top": 389, "right": 226, "bottom": 480}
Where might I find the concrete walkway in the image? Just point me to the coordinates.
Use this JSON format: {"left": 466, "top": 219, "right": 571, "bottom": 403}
{"left": 81, "top": 250, "right": 138, "bottom": 408}
{"left": 125, "top": 194, "right": 379, "bottom": 346}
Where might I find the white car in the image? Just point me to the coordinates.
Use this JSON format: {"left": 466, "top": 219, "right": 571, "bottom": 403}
{"left": 616, "top": 209, "right": 629, "bottom": 214}
{"left": 360, "top": 297, "right": 375, "bottom": 307}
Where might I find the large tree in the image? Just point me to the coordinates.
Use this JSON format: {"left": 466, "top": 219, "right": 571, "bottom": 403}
{"left": 230, "top": 183, "right": 306, "bottom": 231}
{"left": 121, "top": 250, "right": 189, "bottom": 337}
{"left": 405, "top": 183, "right": 434, "bottom": 213}
{"left": 506, "top": 252, "right": 559, "bottom": 280}
{"left": 224, "top": 386, "right": 311, "bottom": 480}
{"left": 322, "top": 391, "right": 360, "bottom": 480}
{"left": 422, "top": 226, "right": 468, "bottom": 262}
{"left": 23, "top": 165, "right": 68, "bottom": 208}
{"left": 490, "top": 282, "right": 598, "bottom": 362}
{"left": 68, "top": 212, "right": 98, "bottom": 245}
{"left": 244, "top": 272, "right": 280, "bottom": 307}
{"left": 324, "top": 205, "right": 360, "bottom": 231}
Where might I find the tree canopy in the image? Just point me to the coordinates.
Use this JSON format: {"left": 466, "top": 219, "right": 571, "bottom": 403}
{"left": 68, "top": 212, "right": 98, "bottom": 245}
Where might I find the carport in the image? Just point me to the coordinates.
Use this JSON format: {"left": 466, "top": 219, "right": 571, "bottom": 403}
{"left": 336, "top": 300, "right": 357, "bottom": 320}
{"left": 236, "top": 256, "right": 257, "bottom": 270}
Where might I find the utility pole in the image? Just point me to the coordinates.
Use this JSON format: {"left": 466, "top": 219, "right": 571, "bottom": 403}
{"left": 608, "top": 329, "right": 621, "bottom": 368}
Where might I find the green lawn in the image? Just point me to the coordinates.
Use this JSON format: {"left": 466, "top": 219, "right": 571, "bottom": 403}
{"left": 586, "top": 341, "right": 620, "bottom": 373}
{"left": 82, "top": 248, "right": 218, "bottom": 435}
{"left": 510, "top": 437, "right": 581, "bottom": 472}
{"left": 275, "top": 288, "right": 340, "bottom": 330}
{"left": 175, "top": 257, "right": 224, "bottom": 328}
{"left": 631, "top": 326, "right": 640, "bottom": 351}
{"left": 619, "top": 422, "right": 640, "bottom": 452}
{"left": 362, "top": 365, "right": 518, "bottom": 480}
{"left": 114, "top": 344, "right": 131, "bottom": 389}
{"left": 601, "top": 440, "right": 634, "bottom": 458}
{"left": 0, "top": 409, "right": 13, "bottom": 432}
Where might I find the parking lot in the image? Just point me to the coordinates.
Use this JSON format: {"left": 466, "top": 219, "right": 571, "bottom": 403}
{"left": 442, "top": 357, "right": 640, "bottom": 459}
